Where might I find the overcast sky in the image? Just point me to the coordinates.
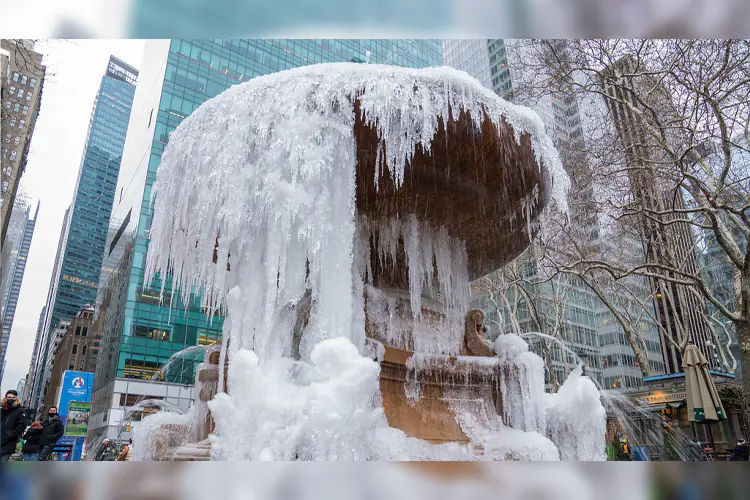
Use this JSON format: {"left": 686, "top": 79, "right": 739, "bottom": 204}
{"left": 2, "top": 40, "right": 145, "bottom": 396}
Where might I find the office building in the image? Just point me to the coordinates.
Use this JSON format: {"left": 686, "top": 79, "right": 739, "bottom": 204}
{"left": 694, "top": 138, "right": 750, "bottom": 378}
{"left": 26, "top": 206, "right": 68, "bottom": 407}
{"left": 41, "top": 320, "right": 71, "bottom": 402}
{"left": 1, "top": 40, "right": 45, "bottom": 246}
{"left": 90, "top": 39, "right": 443, "bottom": 442}
{"left": 22, "top": 305, "right": 45, "bottom": 402}
{"left": 0, "top": 200, "right": 39, "bottom": 384}
{"left": 600, "top": 55, "right": 718, "bottom": 375}
{"left": 27, "top": 56, "right": 138, "bottom": 408}
{"left": 43, "top": 305, "right": 101, "bottom": 409}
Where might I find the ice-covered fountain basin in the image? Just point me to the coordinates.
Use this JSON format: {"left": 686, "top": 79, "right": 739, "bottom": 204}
{"left": 147, "top": 63, "right": 568, "bottom": 304}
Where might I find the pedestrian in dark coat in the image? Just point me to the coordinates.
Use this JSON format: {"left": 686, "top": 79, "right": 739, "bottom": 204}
{"left": 1, "top": 390, "right": 26, "bottom": 461}
{"left": 21, "top": 421, "right": 44, "bottom": 461}
{"left": 38, "top": 406, "right": 65, "bottom": 461}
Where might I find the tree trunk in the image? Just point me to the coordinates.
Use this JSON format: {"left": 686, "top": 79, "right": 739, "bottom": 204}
{"left": 738, "top": 264, "right": 750, "bottom": 425}
{"left": 737, "top": 319, "right": 750, "bottom": 423}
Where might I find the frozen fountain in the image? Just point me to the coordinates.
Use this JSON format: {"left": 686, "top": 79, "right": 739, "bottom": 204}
{"left": 138, "top": 63, "right": 605, "bottom": 461}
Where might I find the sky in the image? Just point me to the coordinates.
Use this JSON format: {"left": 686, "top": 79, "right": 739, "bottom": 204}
{"left": 1, "top": 40, "right": 144, "bottom": 396}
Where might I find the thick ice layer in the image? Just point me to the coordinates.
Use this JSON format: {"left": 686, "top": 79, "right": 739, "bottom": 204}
{"left": 365, "top": 285, "right": 465, "bottom": 356}
{"left": 139, "top": 63, "right": 597, "bottom": 461}
{"left": 545, "top": 367, "right": 607, "bottom": 461}
{"left": 359, "top": 215, "right": 471, "bottom": 321}
{"left": 145, "top": 63, "right": 568, "bottom": 365}
{"left": 208, "top": 338, "right": 382, "bottom": 460}
{"left": 451, "top": 399, "right": 559, "bottom": 461}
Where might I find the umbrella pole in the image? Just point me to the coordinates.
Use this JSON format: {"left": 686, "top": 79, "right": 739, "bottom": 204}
{"left": 707, "top": 424, "right": 717, "bottom": 460}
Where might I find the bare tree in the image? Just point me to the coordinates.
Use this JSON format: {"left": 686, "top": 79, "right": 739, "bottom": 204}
{"left": 508, "top": 39, "right": 750, "bottom": 405}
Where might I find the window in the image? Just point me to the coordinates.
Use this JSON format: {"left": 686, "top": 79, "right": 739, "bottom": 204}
{"left": 82, "top": 327, "right": 88, "bottom": 337}
{"left": 14, "top": 103, "right": 20, "bottom": 112}
{"left": 82, "top": 346, "right": 87, "bottom": 356}
{"left": 12, "top": 72, "right": 19, "bottom": 82}
{"left": 17, "top": 89, "right": 23, "bottom": 97}
{"left": 21, "top": 75, "right": 27, "bottom": 85}
{"left": 69, "top": 359, "right": 75, "bottom": 369}
{"left": 75, "top": 326, "right": 81, "bottom": 336}
{"left": 79, "top": 359, "right": 85, "bottom": 370}
{"left": 72, "top": 344, "right": 78, "bottom": 354}
{"left": 22, "top": 105, "right": 28, "bottom": 115}
{"left": 25, "top": 93, "right": 31, "bottom": 101}
{"left": 30, "top": 78, "right": 36, "bottom": 88}
{"left": 9, "top": 85, "right": 15, "bottom": 93}
{"left": 133, "top": 325, "right": 170, "bottom": 341}
{"left": 13, "top": 136, "right": 20, "bottom": 145}
{"left": 9, "top": 119, "right": 15, "bottom": 128}
{"left": 18, "top": 120, "right": 24, "bottom": 129}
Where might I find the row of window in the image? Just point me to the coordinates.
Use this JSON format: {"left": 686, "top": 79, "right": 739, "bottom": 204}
{"left": 71, "top": 343, "right": 88, "bottom": 355}
{"left": 1, "top": 149, "right": 18, "bottom": 162}
{"left": 7, "top": 118, "right": 26, "bottom": 129}
{"left": 11, "top": 71, "right": 37, "bottom": 88}
{"left": 3, "top": 134, "right": 21, "bottom": 145}
{"left": 3, "top": 101, "right": 30, "bottom": 114}
{"left": 7, "top": 86, "right": 34, "bottom": 101}
{"left": 69, "top": 358, "right": 87, "bottom": 370}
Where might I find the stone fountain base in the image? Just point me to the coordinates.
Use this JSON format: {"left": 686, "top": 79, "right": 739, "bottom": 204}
{"left": 153, "top": 306, "right": 504, "bottom": 461}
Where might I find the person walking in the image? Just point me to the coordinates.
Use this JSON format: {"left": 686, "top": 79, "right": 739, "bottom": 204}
{"left": 21, "top": 421, "right": 44, "bottom": 461}
{"left": 38, "top": 406, "right": 65, "bottom": 461}
{"left": 729, "top": 439, "right": 749, "bottom": 461}
{"left": 1, "top": 390, "right": 26, "bottom": 461}
{"left": 94, "top": 438, "right": 112, "bottom": 461}
{"left": 116, "top": 438, "right": 134, "bottom": 461}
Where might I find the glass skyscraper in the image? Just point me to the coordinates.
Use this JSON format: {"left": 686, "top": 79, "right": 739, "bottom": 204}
{"left": 90, "top": 39, "right": 442, "bottom": 442}
{"left": 27, "top": 56, "right": 138, "bottom": 408}
{"left": 0, "top": 200, "right": 38, "bottom": 384}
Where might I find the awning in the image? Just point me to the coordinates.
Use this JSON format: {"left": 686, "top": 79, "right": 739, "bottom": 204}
{"left": 667, "top": 402, "right": 682, "bottom": 408}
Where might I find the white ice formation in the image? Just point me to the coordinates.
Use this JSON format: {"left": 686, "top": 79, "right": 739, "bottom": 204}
{"left": 142, "top": 63, "right": 604, "bottom": 461}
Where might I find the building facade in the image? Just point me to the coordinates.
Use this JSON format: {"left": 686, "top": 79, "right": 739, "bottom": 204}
{"left": 43, "top": 305, "right": 100, "bottom": 409}
{"left": 600, "top": 55, "right": 719, "bottom": 375}
{"left": 27, "top": 57, "right": 138, "bottom": 408}
{"left": 0, "top": 200, "right": 39, "bottom": 384}
{"left": 1, "top": 39, "right": 45, "bottom": 246}
{"left": 89, "top": 39, "right": 443, "bottom": 443}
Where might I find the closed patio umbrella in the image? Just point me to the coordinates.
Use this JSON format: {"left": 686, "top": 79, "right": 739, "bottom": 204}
{"left": 683, "top": 343, "right": 726, "bottom": 458}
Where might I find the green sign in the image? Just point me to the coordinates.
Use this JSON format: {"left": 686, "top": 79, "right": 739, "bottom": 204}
{"left": 65, "top": 401, "right": 91, "bottom": 437}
